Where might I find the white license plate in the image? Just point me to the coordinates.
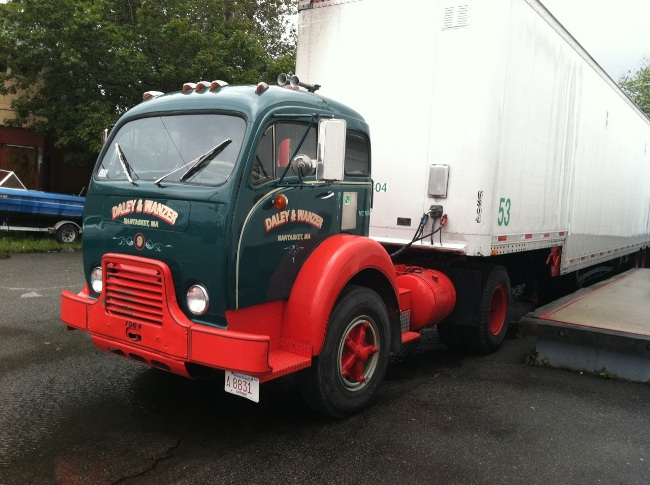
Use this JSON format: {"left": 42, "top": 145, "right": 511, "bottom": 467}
{"left": 224, "top": 371, "right": 260, "bottom": 403}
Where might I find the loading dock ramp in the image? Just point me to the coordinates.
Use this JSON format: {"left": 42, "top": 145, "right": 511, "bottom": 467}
{"left": 520, "top": 268, "right": 650, "bottom": 382}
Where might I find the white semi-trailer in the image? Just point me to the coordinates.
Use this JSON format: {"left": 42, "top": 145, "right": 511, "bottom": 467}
{"left": 296, "top": 0, "right": 650, "bottom": 277}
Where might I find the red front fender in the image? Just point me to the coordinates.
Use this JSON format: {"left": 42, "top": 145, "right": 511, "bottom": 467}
{"left": 282, "top": 234, "right": 399, "bottom": 356}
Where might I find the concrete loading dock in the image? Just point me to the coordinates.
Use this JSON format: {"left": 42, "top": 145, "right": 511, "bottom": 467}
{"left": 521, "top": 268, "right": 650, "bottom": 382}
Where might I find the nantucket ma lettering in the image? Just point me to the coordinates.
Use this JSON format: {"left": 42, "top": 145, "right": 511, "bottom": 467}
{"left": 111, "top": 199, "right": 179, "bottom": 226}
{"left": 265, "top": 209, "right": 324, "bottom": 232}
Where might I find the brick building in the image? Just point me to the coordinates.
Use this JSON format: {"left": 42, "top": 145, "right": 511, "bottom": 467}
{"left": 0, "top": 85, "right": 92, "bottom": 195}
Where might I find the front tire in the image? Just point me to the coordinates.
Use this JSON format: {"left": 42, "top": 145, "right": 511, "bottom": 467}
{"left": 300, "top": 285, "right": 391, "bottom": 418}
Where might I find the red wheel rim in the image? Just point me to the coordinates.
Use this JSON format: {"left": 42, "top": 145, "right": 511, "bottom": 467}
{"left": 489, "top": 284, "right": 507, "bottom": 336}
{"left": 337, "top": 316, "right": 380, "bottom": 391}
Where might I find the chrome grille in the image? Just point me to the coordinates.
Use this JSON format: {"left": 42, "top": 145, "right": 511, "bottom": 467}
{"left": 105, "top": 260, "right": 164, "bottom": 326}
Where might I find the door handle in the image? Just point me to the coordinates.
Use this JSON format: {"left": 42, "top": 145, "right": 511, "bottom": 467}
{"left": 320, "top": 191, "right": 335, "bottom": 200}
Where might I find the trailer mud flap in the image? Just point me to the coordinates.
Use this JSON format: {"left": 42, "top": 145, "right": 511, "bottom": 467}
{"left": 439, "top": 267, "right": 481, "bottom": 327}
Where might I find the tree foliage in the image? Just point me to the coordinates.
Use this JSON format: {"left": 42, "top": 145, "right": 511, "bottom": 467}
{"left": 0, "top": 0, "right": 296, "bottom": 165}
{"left": 619, "top": 59, "right": 650, "bottom": 118}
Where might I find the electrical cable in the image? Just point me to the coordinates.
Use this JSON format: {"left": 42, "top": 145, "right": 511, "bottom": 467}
{"left": 389, "top": 212, "right": 448, "bottom": 259}
{"left": 389, "top": 213, "right": 428, "bottom": 258}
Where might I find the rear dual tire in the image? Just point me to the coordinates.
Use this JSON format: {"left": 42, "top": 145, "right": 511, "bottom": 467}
{"left": 437, "top": 265, "right": 510, "bottom": 354}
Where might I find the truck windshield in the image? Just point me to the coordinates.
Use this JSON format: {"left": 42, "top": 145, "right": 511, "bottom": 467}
{"left": 97, "top": 114, "right": 246, "bottom": 185}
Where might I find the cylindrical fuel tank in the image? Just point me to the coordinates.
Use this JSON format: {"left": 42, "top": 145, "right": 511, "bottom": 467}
{"left": 396, "top": 266, "right": 457, "bottom": 331}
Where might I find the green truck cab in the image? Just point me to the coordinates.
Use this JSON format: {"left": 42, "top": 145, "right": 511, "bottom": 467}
{"left": 61, "top": 82, "right": 428, "bottom": 417}
{"left": 86, "top": 83, "right": 371, "bottom": 324}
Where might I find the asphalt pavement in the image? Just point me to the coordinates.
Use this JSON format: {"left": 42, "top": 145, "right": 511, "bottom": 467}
{"left": 0, "top": 252, "right": 648, "bottom": 484}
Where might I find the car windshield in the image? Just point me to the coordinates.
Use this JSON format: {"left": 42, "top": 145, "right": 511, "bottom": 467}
{"left": 96, "top": 114, "right": 246, "bottom": 185}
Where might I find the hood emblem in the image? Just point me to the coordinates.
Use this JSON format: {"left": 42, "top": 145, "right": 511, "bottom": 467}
{"left": 112, "top": 236, "right": 173, "bottom": 252}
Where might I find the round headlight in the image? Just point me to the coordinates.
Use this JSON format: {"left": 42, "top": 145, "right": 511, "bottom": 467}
{"left": 90, "top": 266, "right": 103, "bottom": 293}
{"left": 187, "top": 284, "right": 209, "bottom": 315}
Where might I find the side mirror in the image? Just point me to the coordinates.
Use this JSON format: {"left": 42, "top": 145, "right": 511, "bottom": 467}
{"left": 290, "top": 154, "right": 315, "bottom": 176}
{"left": 316, "top": 119, "right": 346, "bottom": 182}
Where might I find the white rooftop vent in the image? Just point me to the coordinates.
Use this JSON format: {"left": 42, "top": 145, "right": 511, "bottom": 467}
{"left": 443, "top": 2, "right": 470, "bottom": 30}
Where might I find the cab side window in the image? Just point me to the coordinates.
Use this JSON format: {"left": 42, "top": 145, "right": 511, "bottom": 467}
{"left": 345, "top": 132, "right": 370, "bottom": 176}
{"left": 251, "top": 122, "right": 317, "bottom": 185}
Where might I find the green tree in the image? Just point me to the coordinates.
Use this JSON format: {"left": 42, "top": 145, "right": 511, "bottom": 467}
{"left": 0, "top": 0, "right": 296, "bottom": 165}
{"left": 619, "top": 59, "right": 650, "bottom": 118}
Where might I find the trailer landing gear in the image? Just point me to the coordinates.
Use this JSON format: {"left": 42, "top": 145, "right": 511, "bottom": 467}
{"left": 300, "top": 285, "right": 391, "bottom": 418}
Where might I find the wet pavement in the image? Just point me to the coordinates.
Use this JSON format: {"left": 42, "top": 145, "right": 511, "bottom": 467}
{"left": 0, "top": 252, "right": 649, "bottom": 484}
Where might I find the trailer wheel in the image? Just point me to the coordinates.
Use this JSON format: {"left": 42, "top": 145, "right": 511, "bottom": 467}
{"left": 466, "top": 265, "right": 511, "bottom": 354}
{"left": 56, "top": 224, "right": 79, "bottom": 244}
{"left": 300, "top": 285, "right": 391, "bottom": 418}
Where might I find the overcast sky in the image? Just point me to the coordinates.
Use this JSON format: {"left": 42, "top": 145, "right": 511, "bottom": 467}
{"left": 540, "top": 0, "right": 650, "bottom": 80}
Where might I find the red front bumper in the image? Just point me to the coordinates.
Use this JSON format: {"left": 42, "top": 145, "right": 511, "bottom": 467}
{"left": 60, "top": 254, "right": 308, "bottom": 379}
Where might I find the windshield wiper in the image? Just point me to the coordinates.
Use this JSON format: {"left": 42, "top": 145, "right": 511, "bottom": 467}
{"left": 154, "top": 139, "right": 232, "bottom": 186}
{"left": 154, "top": 159, "right": 194, "bottom": 186}
{"left": 180, "top": 139, "right": 232, "bottom": 182}
{"left": 116, "top": 143, "right": 137, "bottom": 184}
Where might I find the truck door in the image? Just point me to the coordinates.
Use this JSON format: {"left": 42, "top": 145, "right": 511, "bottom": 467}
{"left": 232, "top": 121, "right": 342, "bottom": 309}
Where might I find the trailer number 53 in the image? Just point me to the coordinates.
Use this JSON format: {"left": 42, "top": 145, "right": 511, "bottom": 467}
{"left": 498, "top": 198, "right": 511, "bottom": 226}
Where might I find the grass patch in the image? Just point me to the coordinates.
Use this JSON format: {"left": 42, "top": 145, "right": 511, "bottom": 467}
{"left": 0, "top": 231, "right": 82, "bottom": 257}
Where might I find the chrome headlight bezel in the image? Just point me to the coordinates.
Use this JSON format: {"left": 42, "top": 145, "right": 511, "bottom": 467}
{"left": 186, "top": 284, "right": 209, "bottom": 315}
{"left": 90, "top": 266, "right": 103, "bottom": 294}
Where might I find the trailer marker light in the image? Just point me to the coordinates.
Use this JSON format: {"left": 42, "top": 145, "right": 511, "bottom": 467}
{"left": 90, "top": 266, "right": 103, "bottom": 293}
{"left": 273, "top": 194, "right": 288, "bottom": 210}
{"left": 182, "top": 83, "right": 196, "bottom": 93}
